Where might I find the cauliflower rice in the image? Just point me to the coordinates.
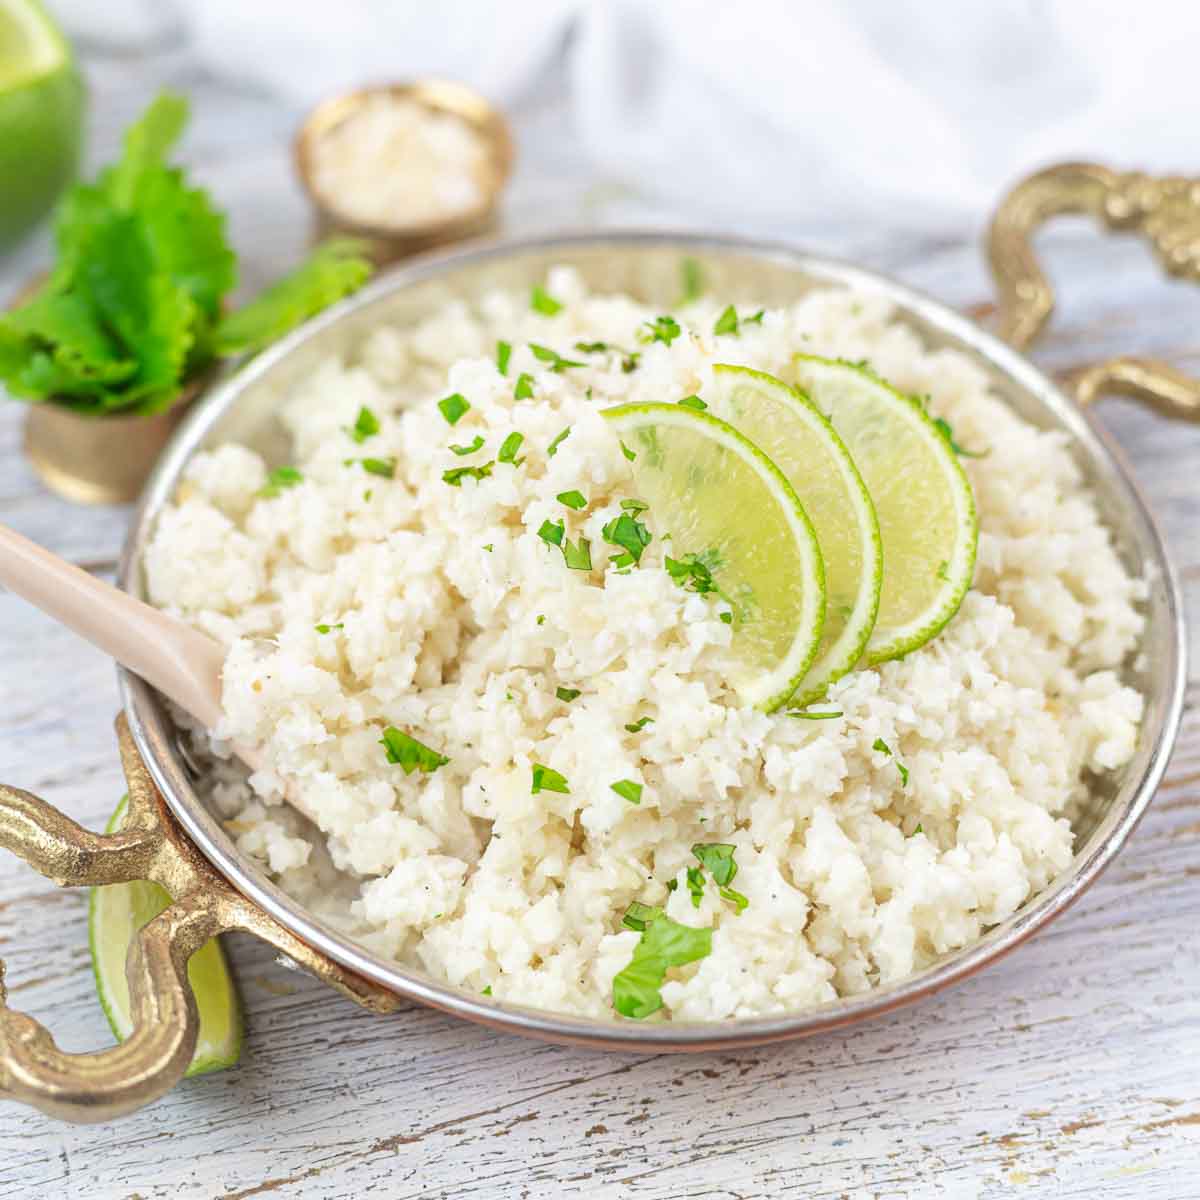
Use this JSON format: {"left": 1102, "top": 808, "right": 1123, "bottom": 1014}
{"left": 145, "top": 267, "right": 1146, "bottom": 1021}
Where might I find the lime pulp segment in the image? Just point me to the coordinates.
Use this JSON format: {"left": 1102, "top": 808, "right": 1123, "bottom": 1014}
{"left": 89, "top": 796, "right": 243, "bottom": 1077}
{"left": 707, "top": 364, "right": 882, "bottom": 704}
{"left": 603, "top": 401, "right": 825, "bottom": 711}
{"left": 791, "top": 355, "right": 978, "bottom": 664}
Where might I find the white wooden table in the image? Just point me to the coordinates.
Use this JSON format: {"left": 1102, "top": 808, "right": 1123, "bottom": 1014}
{"left": 1, "top": 38, "right": 1199, "bottom": 1200}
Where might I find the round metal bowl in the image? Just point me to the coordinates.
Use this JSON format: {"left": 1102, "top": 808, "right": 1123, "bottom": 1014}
{"left": 118, "top": 232, "right": 1186, "bottom": 1052}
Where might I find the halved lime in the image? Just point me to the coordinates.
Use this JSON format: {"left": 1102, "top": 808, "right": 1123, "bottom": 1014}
{"left": 603, "top": 402, "right": 825, "bottom": 710}
{"left": 89, "top": 797, "right": 243, "bottom": 1077}
{"left": 0, "top": 0, "right": 84, "bottom": 249}
{"left": 707, "top": 364, "right": 881, "bottom": 704}
{"left": 791, "top": 355, "right": 977, "bottom": 664}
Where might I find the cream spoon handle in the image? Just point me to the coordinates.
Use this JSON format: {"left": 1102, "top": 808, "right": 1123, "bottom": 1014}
{"left": 0, "top": 523, "right": 226, "bottom": 730}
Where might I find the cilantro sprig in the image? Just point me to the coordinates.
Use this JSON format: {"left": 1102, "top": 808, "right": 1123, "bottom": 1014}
{"left": 529, "top": 343, "right": 585, "bottom": 372}
{"left": 258, "top": 466, "right": 302, "bottom": 498}
{"left": 0, "top": 93, "right": 372, "bottom": 416}
{"left": 639, "top": 315, "right": 682, "bottom": 347}
{"left": 712, "top": 306, "right": 765, "bottom": 337}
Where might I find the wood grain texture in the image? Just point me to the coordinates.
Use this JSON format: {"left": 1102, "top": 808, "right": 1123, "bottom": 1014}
{"left": 1, "top": 39, "right": 1199, "bottom": 1200}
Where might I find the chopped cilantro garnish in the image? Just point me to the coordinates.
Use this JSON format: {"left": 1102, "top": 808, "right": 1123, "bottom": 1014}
{"left": 442, "top": 461, "right": 494, "bottom": 486}
{"left": 379, "top": 727, "right": 449, "bottom": 774}
{"left": 602, "top": 512, "right": 652, "bottom": 566}
{"left": 529, "top": 343, "right": 585, "bottom": 372}
{"left": 531, "top": 763, "right": 570, "bottom": 794}
{"left": 561, "top": 536, "right": 593, "bottom": 571}
{"left": 574, "top": 341, "right": 610, "bottom": 354}
{"left": 538, "top": 519, "right": 565, "bottom": 547}
{"left": 912, "top": 823, "right": 923, "bottom": 837}
{"left": 622, "top": 901, "right": 664, "bottom": 932}
{"left": 713, "top": 305, "right": 739, "bottom": 336}
{"left": 547, "top": 426, "right": 570, "bottom": 457}
{"left": 496, "top": 340, "right": 512, "bottom": 376}
{"left": 449, "top": 435, "right": 485, "bottom": 457}
{"left": 556, "top": 686, "right": 581, "bottom": 702}
{"left": 258, "top": 466, "right": 302, "bottom": 498}
{"left": 531, "top": 285, "right": 563, "bottom": 316}
{"left": 620, "top": 498, "right": 648, "bottom": 513}
{"left": 622, "top": 352, "right": 641, "bottom": 373}
{"left": 536, "top": 614, "right": 546, "bottom": 625}
{"left": 932, "top": 415, "right": 988, "bottom": 458}
{"left": 624, "top": 716, "right": 653, "bottom": 733}
{"left": 639, "top": 315, "right": 682, "bottom": 346}
{"left": 514, "top": 372, "right": 534, "bottom": 400}
{"left": 713, "top": 306, "right": 764, "bottom": 337}
{"left": 620, "top": 440, "right": 636, "bottom": 462}
{"left": 665, "top": 551, "right": 721, "bottom": 595}
{"left": 314, "top": 622, "right": 344, "bottom": 633}
{"left": 482, "top": 985, "right": 493, "bottom": 996}
{"left": 497, "top": 432, "right": 525, "bottom": 465}
{"left": 873, "top": 737, "right": 892, "bottom": 755}
{"left": 483, "top": 543, "right": 493, "bottom": 552}
{"left": 719, "top": 885, "right": 749, "bottom": 912}
{"left": 678, "top": 394, "right": 707, "bottom": 410}
{"left": 679, "top": 257, "right": 705, "bottom": 304}
{"left": 898, "top": 762, "right": 909, "bottom": 786}
{"left": 719, "top": 611, "right": 733, "bottom": 625}
{"left": 611, "top": 779, "right": 643, "bottom": 804}
{"left": 438, "top": 392, "right": 470, "bottom": 425}
{"left": 685, "top": 867, "right": 706, "bottom": 908}
{"left": 349, "top": 406, "right": 380, "bottom": 443}
{"left": 692, "top": 843, "right": 738, "bottom": 887}
{"left": 789, "top": 709, "right": 843, "bottom": 720}
{"left": 349, "top": 457, "right": 396, "bottom": 479}
{"left": 557, "top": 489, "right": 587, "bottom": 510}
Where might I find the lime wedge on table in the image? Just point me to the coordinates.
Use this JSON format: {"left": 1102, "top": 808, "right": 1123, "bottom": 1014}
{"left": 791, "top": 355, "right": 978, "bottom": 664}
{"left": 707, "top": 364, "right": 882, "bottom": 704}
{"left": 0, "top": 0, "right": 84, "bottom": 249}
{"left": 603, "top": 402, "right": 825, "bottom": 711}
{"left": 89, "top": 797, "right": 242, "bottom": 1077}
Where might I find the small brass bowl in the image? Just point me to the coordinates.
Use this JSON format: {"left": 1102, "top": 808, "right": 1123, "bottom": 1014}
{"left": 294, "top": 79, "right": 515, "bottom": 264}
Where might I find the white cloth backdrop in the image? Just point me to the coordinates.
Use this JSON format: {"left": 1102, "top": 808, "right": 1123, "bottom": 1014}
{"left": 52, "top": 0, "right": 1200, "bottom": 233}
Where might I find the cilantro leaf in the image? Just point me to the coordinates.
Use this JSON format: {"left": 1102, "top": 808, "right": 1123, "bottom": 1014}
{"left": 557, "top": 490, "right": 587, "bottom": 510}
{"left": 496, "top": 340, "right": 512, "bottom": 376}
{"left": 349, "top": 406, "right": 380, "bottom": 443}
{"left": 624, "top": 717, "right": 654, "bottom": 733}
{"left": 692, "top": 843, "right": 738, "bottom": 887}
{"left": 555, "top": 686, "right": 581, "bottom": 702}
{"left": 514, "top": 372, "right": 534, "bottom": 400}
{"left": 538, "top": 519, "right": 565, "bottom": 547}
{"left": 530, "top": 285, "right": 563, "bottom": 316}
{"left": 531, "top": 763, "right": 570, "bottom": 794}
{"left": 873, "top": 737, "right": 893, "bottom": 756}
{"left": 678, "top": 394, "right": 707, "bottom": 410}
{"left": 611, "top": 779, "right": 643, "bottom": 804}
{"left": 437, "top": 392, "right": 470, "bottom": 425}
{"left": 620, "top": 498, "right": 648, "bottom": 513}
{"left": 639, "top": 315, "right": 682, "bottom": 346}
{"left": 497, "top": 432, "right": 525, "bottom": 465}
{"left": 622, "top": 902, "right": 664, "bottom": 932}
{"left": 449, "top": 435, "right": 485, "bottom": 456}
{"left": 380, "top": 726, "right": 450, "bottom": 774}
{"left": 620, "top": 440, "right": 637, "bottom": 462}
{"left": 932, "top": 415, "right": 989, "bottom": 458}
{"left": 602, "top": 512, "right": 652, "bottom": 566}
{"left": 529, "top": 343, "right": 585, "bottom": 372}
{"left": 686, "top": 866, "right": 706, "bottom": 908}
{"left": 315, "top": 622, "right": 344, "bottom": 633}
{"left": 213, "top": 239, "right": 370, "bottom": 356}
{"left": 612, "top": 914, "right": 712, "bottom": 1019}
{"left": 443, "top": 461, "right": 494, "bottom": 486}
{"left": 713, "top": 305, "right": 739, "bottom": 336}
{"left": 719, "top": 885, "right": 749, "bottom": 912}
{"left": 789, "top": 709, "right": 844, "bottom": 720}
{"left": 547, "top": 426, "right": 570, "bottom": 457}
{"left": 258, "top": 466, "right": 302, "bottom": 497}
{"left": 561, "top": 536, "right": 592, "bottom": 571}
{"left": 345, "top": 456, "right": 396, "bottom": 479}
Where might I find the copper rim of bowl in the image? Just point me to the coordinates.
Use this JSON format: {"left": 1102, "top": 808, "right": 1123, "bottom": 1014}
{"left": 294, "top": 79, "right": 515, "bottom": 244}
{"left": 119, "top": 230, "right": 1187, "bottom": 1052}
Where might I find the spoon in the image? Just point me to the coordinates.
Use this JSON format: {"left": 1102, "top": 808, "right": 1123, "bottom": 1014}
{"left": 0, "top": 522, "right": 310, "bottom": 819}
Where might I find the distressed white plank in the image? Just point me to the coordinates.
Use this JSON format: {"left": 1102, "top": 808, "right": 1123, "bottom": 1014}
{"left": 1, "top": 34, "right": 1199, "bottom": 1200}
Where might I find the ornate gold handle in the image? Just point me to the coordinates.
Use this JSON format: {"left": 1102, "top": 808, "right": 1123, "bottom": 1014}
{"left": 987, "top": 161, "right": 1200, "bottom": 416}
{"left": 0, "top": 716, "right": 399, "bottom": 1123}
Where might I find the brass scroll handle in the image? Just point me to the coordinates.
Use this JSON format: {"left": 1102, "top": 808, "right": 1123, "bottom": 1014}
{"left": 987, "top": 161, "right": 1200, "bottom": 417}
{"left": 0, "top": 716, "right": 399, "bottom": 1123}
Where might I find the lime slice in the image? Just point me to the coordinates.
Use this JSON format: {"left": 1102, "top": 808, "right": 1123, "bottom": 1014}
{"left": 791, "top": 355, "right": 978, "bottom": 664}
{"left": 603, "top": 402, "right": 825, "bottom": 710}
{"left": 89, "top": 797, "right": 243, "bottom": 1077}
{"left": 0, "top": 0, "right": 84, "bottom": 249}
{"left": 707, "top": 364, "right": 881, "bottom": 704}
